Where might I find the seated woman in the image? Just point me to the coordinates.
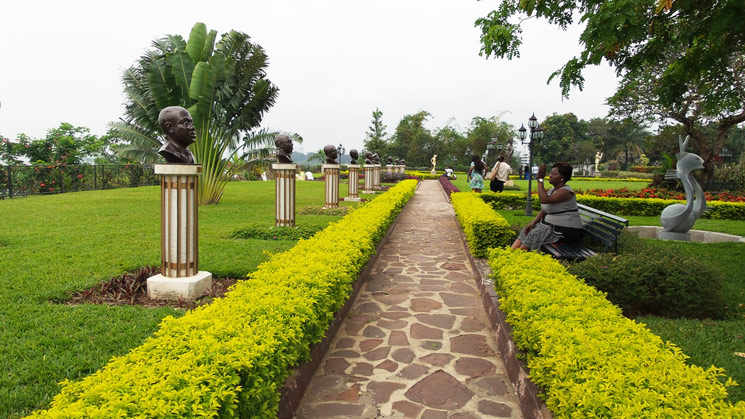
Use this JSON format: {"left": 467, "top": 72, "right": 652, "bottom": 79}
{"left": 512, "top": 163, "right": 584, "bottom": 251}
{"left": 467, "top": 155, "right": 485, "bottom": 193}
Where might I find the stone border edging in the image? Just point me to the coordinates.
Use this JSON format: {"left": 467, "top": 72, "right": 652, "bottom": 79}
{"left": 277, "top": 181, "right": 417, "bottom": 418}
{"left": 452, "top": 215, "right": 552, "bottom": 419}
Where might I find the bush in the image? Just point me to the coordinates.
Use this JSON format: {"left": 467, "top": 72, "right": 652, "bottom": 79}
{"left": 451, "top": 192, "right": 514, "bottom": 257}
{"left": 230, "top": 224, "right": 324, "bottom": 240}
{"left": 487, "top": 248, "right": 745, "bottom": 417}
{"left": 438, "top": 175, "right": 460, "bottom": 197}
{"left": 566, "top": 234, "right": 726, "bottom": 319}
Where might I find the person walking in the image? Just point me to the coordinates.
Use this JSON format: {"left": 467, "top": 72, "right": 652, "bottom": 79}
{"left": 489, "top": 156, "right": 511, "bottom": 193}
{"left": 467, "top": 155, "right": 486, "bottom": 193}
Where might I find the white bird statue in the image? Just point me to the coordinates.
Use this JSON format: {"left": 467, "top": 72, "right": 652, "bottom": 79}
{"left": 660, "top": 135, "right": 706, "bottom": 236}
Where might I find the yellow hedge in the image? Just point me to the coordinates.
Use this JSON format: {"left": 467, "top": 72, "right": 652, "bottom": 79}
{"left": 451, "top": 192, "right": 514, "bottom": 257}
{"left": 29, "top": 179, "right": 418, "bottom": 418}
{"left": 488, "top": 248, "right": 745, "bottom": 417}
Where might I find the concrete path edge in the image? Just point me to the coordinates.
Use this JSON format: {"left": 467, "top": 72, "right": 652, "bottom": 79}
{"left": 277, "top": 182, "right": 422, "bottom": 419}
{"left": 451, "top": 215, "right": 553, "bottom": 419}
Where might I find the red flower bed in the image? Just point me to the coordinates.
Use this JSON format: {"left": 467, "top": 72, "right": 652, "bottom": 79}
{"left": 576, "top": 187, "right": 745, "bottom": 202}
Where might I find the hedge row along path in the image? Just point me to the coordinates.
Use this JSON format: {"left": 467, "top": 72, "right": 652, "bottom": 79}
{"left": 295, "top": 180, "right": 523, "bottom": 418}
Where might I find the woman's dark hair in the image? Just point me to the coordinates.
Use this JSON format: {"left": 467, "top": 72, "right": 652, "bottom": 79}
{"left": 552, "top": 162, "right": 573, "bottom": 182}
{"left": 471, "top": 155, "right": 485, "bottom": 175}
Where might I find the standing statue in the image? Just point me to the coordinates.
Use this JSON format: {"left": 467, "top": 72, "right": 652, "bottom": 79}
{"left": 158, "top": 106, "right": 196, "bottom": 164}
{"left": 323, "top": 144, "right": 339, "bottom": 164}
{"left": 660, "top": 136, "right": 706, "bottom": 239}
{"left": 275, "top": 134, "right": 294, "bottom": 164}
{"left": 349, "top": 149, "right": 359, "bottom": 164}
{"left": 365, "top": 151, "right": 373, "bottom": 164}
{"left": 594, "top": 151, "right": 604, "bottom": 172}
{"left": 431, "top": 154, "right": 437, "bottom": 171}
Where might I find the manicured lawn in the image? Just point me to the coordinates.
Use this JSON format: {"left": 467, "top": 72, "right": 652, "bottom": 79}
{"left": 450, "top": 177, "right": 649, "bottom": 193}
{"left": 0, "top": 180, "right": 367, "bottom": 418}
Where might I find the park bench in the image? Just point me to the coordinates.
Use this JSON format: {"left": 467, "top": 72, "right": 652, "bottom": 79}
{"left": 665, "top": 170, "right": 739, "bottom": 193}
{"left": 541, "top": 203, "right": 629, "bottom": 261}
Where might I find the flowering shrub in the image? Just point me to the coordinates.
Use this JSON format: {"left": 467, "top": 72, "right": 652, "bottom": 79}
{"left": 480, "top": 191, "right": 745, "bottom": 220}
{"left": 29, "top": 180, "right": 418, "bottom": 418}
{"left": 438, "top": 175, "right": 460, "bottom": 197}
{"left": 451, "top": 192, "right": 514, "bottom": 257}
{"left": 488, "top": 248, "right": 745, "bottom": 417}
{"left": 577, "top": 187, "right": 745, "bottom": 203}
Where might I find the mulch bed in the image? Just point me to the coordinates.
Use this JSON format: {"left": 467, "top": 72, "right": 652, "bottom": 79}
{"left": 66, "top": 266, "right": 241, "bottom": 310}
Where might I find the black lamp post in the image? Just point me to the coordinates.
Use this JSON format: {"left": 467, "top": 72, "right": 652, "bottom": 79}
{"left": 517, "top": 113, "right": 544, "bottom": 216}
{"left": 337, "top": 143, "right": 345, "bottom": 164}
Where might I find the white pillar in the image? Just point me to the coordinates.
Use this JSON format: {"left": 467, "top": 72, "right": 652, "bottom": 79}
{"left": 345, "top": 165, "right": 361, "bottom": 201}
{"left": 363, "top": 165, "right": 375, "bottom": 194}
{"left": 148, "top": 164, "right": 212, "bottom": 300}
{"left": 323, "top": 164, "right": 340, "bottom": 207}
{"left": 273, "top": 163, "right": 297, "bottom": 227}
{"left": 386, "top": 164, "right": 393, "bottom": 175}
{"left": 373, "top": 164, "right": 382, "bottom": 190}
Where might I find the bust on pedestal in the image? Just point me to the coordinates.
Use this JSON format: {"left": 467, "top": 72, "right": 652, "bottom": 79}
{"left": 322, "top": 145, "right": 341, "bottom": 207}
{"left": 148, "top": 106, "right": 212, "bottom": 300}
{"left": 273, "top": 134, "right": 298, "bottom": 226}
{"left": 345, "top": 149, "right": 362, "bottom": 201}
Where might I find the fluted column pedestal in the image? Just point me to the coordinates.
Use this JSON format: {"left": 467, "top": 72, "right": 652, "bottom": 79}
{"left": 344, "top": 164, "right": 361, "bottom": 201}
{"left": 373, "top": 164, "right": 382, "bottom": 190}
{"left": 362, "top": 165, "right": 375, "bottom": 194}
{"left": 148, "top": 164, "right": 212, "bottom": 300}
{"left": 323, "top": 164, "right": 340, "bottom": 208}
{"left": 386, "top": 164, "right": 393, "bottom": 175}
{"left": 273, "top": 163, "right": 297, "bottom": 227}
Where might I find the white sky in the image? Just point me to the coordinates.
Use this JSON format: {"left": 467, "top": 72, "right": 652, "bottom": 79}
{"left": 0, "top": 0, "right": 618, "bottom": 155}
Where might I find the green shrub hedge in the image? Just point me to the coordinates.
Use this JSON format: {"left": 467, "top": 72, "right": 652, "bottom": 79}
{"left": 566, "top": 234, "right": 727, "bottom": 319}
{"left": 451, "top": 192, "right": 514, "bottom": 257}
{"left": 488, "top": 248, "right": 745, "bottom": 417}
{"left": 29, "top": 180, "right": 418, "bottom": 418}
{"left": 480, "top": 192, "right": 745, "bottom": 220}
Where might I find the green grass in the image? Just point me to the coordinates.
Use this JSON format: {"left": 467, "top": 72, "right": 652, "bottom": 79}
{"left": 0, "top": 180, "right": 369, "bottom": 418}
{"left": 450, "top": 177, "right": 649, "bottom": 193}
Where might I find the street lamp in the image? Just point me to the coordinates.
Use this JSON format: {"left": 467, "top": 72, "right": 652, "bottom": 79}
{"left": 517, "top": 113, "right": 544, "bottom": 216}
{"left": 337, "top": 143, "right": 345, "bottom": 163}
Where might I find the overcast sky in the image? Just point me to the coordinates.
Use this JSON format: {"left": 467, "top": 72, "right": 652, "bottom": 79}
{"left": 0, "top": 0, "right": 618, "bottom": 155}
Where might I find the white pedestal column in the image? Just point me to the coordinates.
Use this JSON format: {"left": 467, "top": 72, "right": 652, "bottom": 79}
{"left": 344, "top": 164, "right": 361, "bottom": 201}
{"left": 373, "top": 164, "right": 382, "bottom": 190}
{"left": 273, "top": 164, "right": 297, "bottom": 227}
{"left": 386, "top": 164, "right": 393, "bottom": 175}
{"left": 148, "top": 164, "right": 212, "bottom": 301}
{"left": 323, "top": 164, "right": 340, "bottom": 207}
{"left": 363, "top": 165, "right": 375, "bottom": 194}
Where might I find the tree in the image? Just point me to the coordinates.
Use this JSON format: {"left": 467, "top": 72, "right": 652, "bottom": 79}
{"left": 389, "top": 111, "right": 433, "bottom": 167}
{"left": 533, "top": 113, "right": 588, "bottom": 164}
{"left": 466, "top": 116, "right": 514, "bottom": 164}
{"left": 4, "top": 123, "right": 117, "bottom": 165}
{"left": 475, "top": 0, "right": 745, "bottom": 181}
{"left": 110, "top": 22, "right": 280, "bottom": 204}
{"left": 364, "top": 108, "right": 388, "bottom": 156}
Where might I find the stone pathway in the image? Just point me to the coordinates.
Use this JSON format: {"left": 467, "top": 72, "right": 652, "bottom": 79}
{"left": 295, "top": 180, "right": 523, "bottom": 418}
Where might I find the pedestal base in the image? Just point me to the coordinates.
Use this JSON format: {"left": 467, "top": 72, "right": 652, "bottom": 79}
{"left": 658, "top": 230, "right": 691, "bottom": 241}
{"left": 343, "top": 197, "right": 362, "bottom": 202}
{"left": 430, "top": 170, "right": 436, "bottom": 175}
{"left": 361, "top": 190, "right": 376, "bottom": 194}
{"left": 147, "top": 271, "right": 212, "bottom": 300}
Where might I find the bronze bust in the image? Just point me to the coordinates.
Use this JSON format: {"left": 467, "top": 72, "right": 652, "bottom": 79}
{"left": 372, "top": 153, "right": 380, "bottom": 164}
{"left": 275, "top": 134, "right": 293, "bottom": 164}
{"left": 349, "top": 149, "right": 359, "bottom": 164}
{"left": 387, "top": 156, "right": 393, "bottom": 165}
{"left": 158, "top": 106, "right": 196, "bottom": 164}
{"left": 323, "top": 145, "right": 338, "bottom": 164}
{"left": 364, "top": 151, "right": 373, "bottom": 164}
{"left": 394, "top": 158, "right": 400, "bottom": 165}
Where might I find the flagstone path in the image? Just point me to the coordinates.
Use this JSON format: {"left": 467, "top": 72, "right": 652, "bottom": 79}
{"left": 294, "top": 180, "right": 523, "bottom": 418}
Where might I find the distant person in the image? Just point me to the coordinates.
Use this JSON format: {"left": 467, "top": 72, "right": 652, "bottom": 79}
{"left": 524, "top": 165, "right": 530, "bottom": 180}
{"left": 158, "top": 106, "right": 196, "bottom": 164}
{"left": 512, "top": 163, "right": 584, "bottom": 251}
{"left": 445, "top": 166, "right": 456, "bottom": 179}
{"left": 467, "top": 155, "right": 485, "bottom": 193}
{"left": 518, "top": 165, "right": 523, "bottom": 179}
{"left": 489, "top": 156, "right": 511, "bottom": 193}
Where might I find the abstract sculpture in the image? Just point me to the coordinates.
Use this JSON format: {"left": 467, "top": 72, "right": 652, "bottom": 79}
{"left": 659, "top": 135, "right": 706, "bottom": 240}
